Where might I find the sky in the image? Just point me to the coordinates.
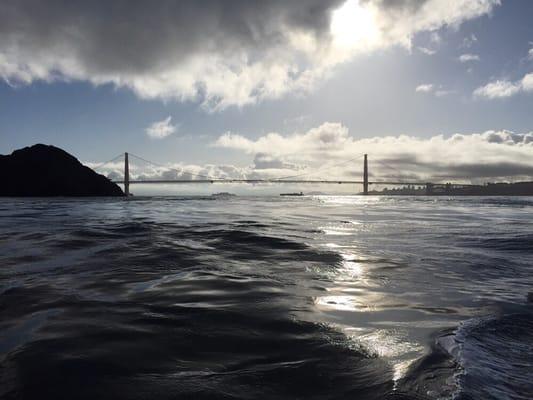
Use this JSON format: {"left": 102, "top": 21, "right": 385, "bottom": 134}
{"left": 1, "top": 0, "right": 533, "bottom": 193}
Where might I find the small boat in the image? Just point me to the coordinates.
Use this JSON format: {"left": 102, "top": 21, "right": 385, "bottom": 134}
{"left": 280, "top": 192, "right": 304, "bottom": 196}
{"left": 211, "top": 192, "right": 237, "bottom": 198}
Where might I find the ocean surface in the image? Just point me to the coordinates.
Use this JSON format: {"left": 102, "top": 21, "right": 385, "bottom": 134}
{"left": 0, "top": 195, "right": 532, "bottom": 400}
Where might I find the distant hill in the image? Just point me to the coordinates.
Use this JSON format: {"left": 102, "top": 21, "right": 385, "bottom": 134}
{"left": 0, "top": 144, "right": 124, "bottom": 196}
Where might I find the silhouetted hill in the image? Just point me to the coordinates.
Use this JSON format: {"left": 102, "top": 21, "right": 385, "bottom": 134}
{"left": 0, "top": 144, "right": 124, "bottom": 196}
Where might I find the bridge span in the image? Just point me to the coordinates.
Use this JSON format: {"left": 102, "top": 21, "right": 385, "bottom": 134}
{"left": 100, "top": 152, "right": 475, "bottom": 196}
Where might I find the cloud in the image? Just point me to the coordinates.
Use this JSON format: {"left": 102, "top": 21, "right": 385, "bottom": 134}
{"left": 215, "top": 122, "right": 352, "bottom": 158}
{"left": 415, "top": 84, "right": 434, "bottom": 93}
{"left": 473, "top": 80, "right": 521, "bottom": 99}
{"left": 253, "top": 153, "right": 300, "bottom": 171}
{"left": 529, "top": 48, "right": 533, "bottom": 61}
{"left": 458, "top": 53, "right": 480, "bottom": 62}
{"left": 522, "top": 73, "right": 533, "bottom": 91}
{"left": 415, "top": 83, "right": 452, "bottom": 96}
{"left": 474, "top": 72, "right": 533, "bottom": 99}
{"left": 417, "top": 46, "right": 436, "bottom": 55}
{"left": 145, "top": 116, "right": 177, "bottom": 139}
{"left": 0, "top": 0, "right": 500, "bottom": 109}
{"left": 213, "top": 122, "right": 533, "bottom": 183}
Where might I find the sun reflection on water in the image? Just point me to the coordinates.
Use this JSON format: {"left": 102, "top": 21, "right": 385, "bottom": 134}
{"left": 314, "top": 246, "right": 422, "bottom": 382}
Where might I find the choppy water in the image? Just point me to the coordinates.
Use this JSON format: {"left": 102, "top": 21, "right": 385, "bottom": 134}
{"left": 1, "top": 196, "right": 532, "bottom": 400}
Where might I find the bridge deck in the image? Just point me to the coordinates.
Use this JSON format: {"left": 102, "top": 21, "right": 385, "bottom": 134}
{"left": 113, "top": 179, "right": 475, "bottom": 187}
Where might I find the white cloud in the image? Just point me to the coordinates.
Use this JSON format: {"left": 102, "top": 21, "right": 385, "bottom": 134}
{"left": 215, "top": 122, "right": 352, "bottom": 158}
{"left": 522, "top": 73, "right": 533, "bottom": 91}
{"left": 415, "top": 84, "right": 434, "bottom": 93}
{"left": 213, "top": 122, "right": 533, "bottom": 182}
{"left": 145, "top": 116, "right": 177, "bottom": 139}
{"left": 415, "top": 83, "right": 452, "bottom": 96}
{"left": 528, "top": 48, "right": 533, "bottom": 61}
{"left": 474, "top": 72, "right": 533, "bottom": 99}
{"left": 0, "top": 0, "right": 500, "bottom": 109}
{"left": 474, "top": 80, "right": 521, "bottom": 99}
{"left": 418, "top": 46, "right": 436, "bottom": 55}
{"left": 458, "top": 53, "right": 480, "bottom": 62}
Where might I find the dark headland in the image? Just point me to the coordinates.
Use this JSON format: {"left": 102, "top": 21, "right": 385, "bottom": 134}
{"left": 0, "top": 144, "right": 124, "bottom": 196}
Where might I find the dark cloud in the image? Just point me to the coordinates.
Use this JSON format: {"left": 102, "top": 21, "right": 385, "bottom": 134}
{"left": 0, "top": 0, "right": 341, "bottom": 76}
{"left": 379, "top": 155, "right": 533, "bottom": 181}
{"left": 0, "top": 0, "right": 499, "bottom": 106}
{"left": 433, "top": 162, "right": 533, "bottom": 180}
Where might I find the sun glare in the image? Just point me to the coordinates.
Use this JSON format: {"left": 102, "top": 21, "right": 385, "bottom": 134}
{"left": 331, "top": 0, "right": 380, "bottom": 50}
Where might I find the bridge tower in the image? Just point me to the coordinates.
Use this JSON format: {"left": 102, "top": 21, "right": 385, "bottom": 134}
{"left": 124, "top": 152, "right": 130, "bottom": 196}
{"left": 363, "top": 154, "right": 369, "bottom": 195}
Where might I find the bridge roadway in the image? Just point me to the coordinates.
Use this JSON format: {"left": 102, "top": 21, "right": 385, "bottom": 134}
{"left": 109, "top": 153, "right": 476, "bottom": 196}
{"left": 113, "top": 179, "right": 475, "bottom": 187}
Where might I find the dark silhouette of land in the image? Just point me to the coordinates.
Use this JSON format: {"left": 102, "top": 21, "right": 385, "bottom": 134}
{"left": 0, "top": 144, "right": 123, "bottom": 196}
{"left": 368, "top": 182, "right": 533, "bottom": 196}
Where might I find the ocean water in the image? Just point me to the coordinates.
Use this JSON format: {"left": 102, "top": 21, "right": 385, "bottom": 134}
{"left": 0, "top": 195, "right": 532, "bottom": 400}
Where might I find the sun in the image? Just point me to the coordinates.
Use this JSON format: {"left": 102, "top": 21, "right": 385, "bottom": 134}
{"left": 330, "top": 0, "right": 380, "bottom": 50}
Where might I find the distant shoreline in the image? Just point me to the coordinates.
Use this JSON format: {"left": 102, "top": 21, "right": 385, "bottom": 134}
{"left": 367, "top": 181, "right": 533, "bottom": 196}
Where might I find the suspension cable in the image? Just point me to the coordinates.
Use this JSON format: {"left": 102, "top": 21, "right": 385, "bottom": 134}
{"left": 270, "top": 154, "right": 365, "bottom": 181}
{"left": 92, "top": 153, "right": 124, "bottom": 171}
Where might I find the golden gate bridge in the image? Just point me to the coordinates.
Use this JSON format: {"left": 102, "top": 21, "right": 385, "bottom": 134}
{"left": 94, "top": 152, "right": 475, "bottom": 196}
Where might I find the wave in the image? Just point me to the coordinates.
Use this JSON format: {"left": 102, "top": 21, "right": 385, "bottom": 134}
{"left": 0, "top": 285, "right": 400, "bottom": 399}
{"left": 463, "top": 234, "right": 533, "bottom": 252}
{"left": 453, "top": 312, "right": 533, "bottom": 400}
